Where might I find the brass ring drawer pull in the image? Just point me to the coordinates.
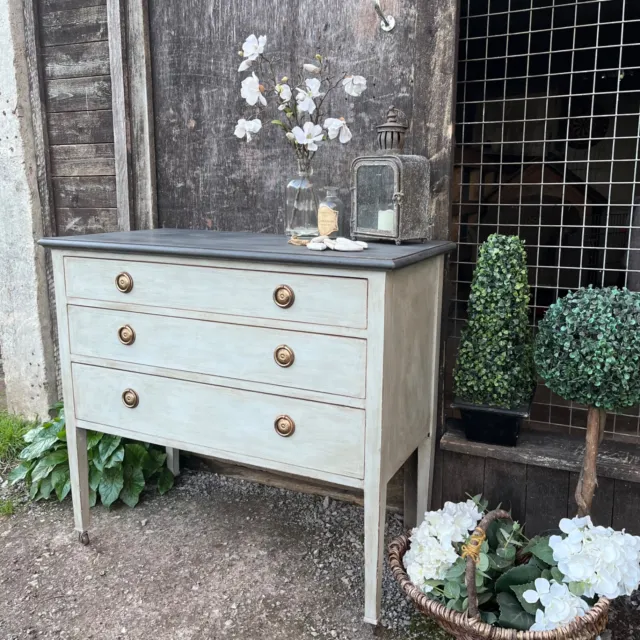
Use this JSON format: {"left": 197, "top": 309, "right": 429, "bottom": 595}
{"left": 273, "top": 284, "right": 294, "bottom": 308}
{"left": 122, "top": 389, "right": 139, "bottom": 408}
{"left": 274, "top": 415, "right": 295, "bottom": 437}
{"left": 274, "top": 345, "right": 295, "bottom": 368}
{"left": 115, "top": 272, "right": 134, "bottom": 293}
{"left": 117, "top": 325, "right": 136, "bottom": 345}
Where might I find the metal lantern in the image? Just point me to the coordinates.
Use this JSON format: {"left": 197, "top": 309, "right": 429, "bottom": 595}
{"left": 351, "top": 106, "right": 431, "bottom": 244}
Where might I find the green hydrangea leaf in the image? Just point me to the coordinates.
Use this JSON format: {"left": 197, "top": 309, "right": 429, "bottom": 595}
{"left": 98, "top": 466, "right": 124, "bottom": 507}
{"left": 497, "top": 592, "right": 536, "bottom": 630}
{"left": 157, "top": 467, "right": 174, "bottom": 495}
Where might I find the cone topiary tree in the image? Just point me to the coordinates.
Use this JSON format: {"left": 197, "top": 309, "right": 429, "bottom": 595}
{"left": 454, "top": 233, "right": 536, "bottom": 409}
{"left": 535, "top": 287, "right": 640, "bottom": 516}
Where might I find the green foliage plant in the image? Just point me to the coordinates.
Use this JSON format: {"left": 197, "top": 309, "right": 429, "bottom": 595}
{"left": 535, "top": 286, "right": 640, "bottom": 515}
{"left": 0, "top": 411, "right": 34, "bottom": 474}
{"left": 7, "top": 403, "right": 175, "bottom": 507}
{"left": 453, "top": 234, "right": 536, "bottom": 409}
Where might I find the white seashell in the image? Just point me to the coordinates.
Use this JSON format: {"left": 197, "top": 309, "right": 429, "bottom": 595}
{"left": 309, "top": 235, "right": 329, "bottom": 244}
{"left": 333, "top": 244, "right": 364, "bottom": 252}
{"left": 334, "top": 237, "right": 364, "bottom": 251}
{"left": 307, "top": 242, "right": 327, "bottom": 251}
{"left": 323, "top": 238, "right": 337, "bottom": 250}
{"left": 355, "top": 241, "right": 368, "bottom": 248}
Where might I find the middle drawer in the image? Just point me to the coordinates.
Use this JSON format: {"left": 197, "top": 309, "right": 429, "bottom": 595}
{"left": 68, "top": 305, "right": 367, "bottom": 398}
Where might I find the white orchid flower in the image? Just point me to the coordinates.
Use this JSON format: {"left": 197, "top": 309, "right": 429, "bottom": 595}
{"left": 291, "top": 122, "right": 324, "bottom": 151}
{"left": 303, "top": 63, "right": 321, "bottom": 74}
{"left": 324, "top": 117, "right": 352, "bottom": 144}
{"left": 238, "top": 59, "right": 253, "bottom": 72}
{"left": 234, "top": 118, "right": 262, "bottom": 142}
{"left": 296, "top": 78, "right": 322, "bottom": 114}
{"left": 241, "top": 73, "right": 267, "bottom": 107}
{"left": 342, "top": 75, "right": 367, "bottom": 97}
{"left": 241, "top": 34, "right": 266, "bottom": 61}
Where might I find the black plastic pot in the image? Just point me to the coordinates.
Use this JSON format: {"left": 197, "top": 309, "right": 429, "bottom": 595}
{"left": 450, "top": 397, "right": 534, "bottom": 447}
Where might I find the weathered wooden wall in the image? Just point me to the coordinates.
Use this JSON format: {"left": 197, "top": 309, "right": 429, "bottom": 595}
{"left": 432, "top": 450, "right": 640, "bottom": 536}
{"left": 148, "top": 0, "right": 457, "bottom": 237}
{"left": 38, "top": 0, "right": 118, "bottom": 235}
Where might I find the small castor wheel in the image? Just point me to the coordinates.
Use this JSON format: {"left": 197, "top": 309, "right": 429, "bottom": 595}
{"left": 78, "top": 531, "right": 90, "bottom": 545}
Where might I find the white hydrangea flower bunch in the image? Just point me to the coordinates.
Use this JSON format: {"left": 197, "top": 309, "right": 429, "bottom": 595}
{"left": 549, "top": 515, "right": 640, "bottom": 599}
{"left": 523, "top": 578, "right": 591, "bottom": 632}
{"left": 233, "top": 34, "right": 367, "bottom": 168}
{"left": 403, "top": 500, "right": 482, "bottom": 594}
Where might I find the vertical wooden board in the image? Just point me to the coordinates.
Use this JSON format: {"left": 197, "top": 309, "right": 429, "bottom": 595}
{"left": 612, "top": 480, "right": 640, "bottom": 535}
{"left": 525, "top": 466, "right": 570, "bottom": 536}
{"left": 42, "top": 42, "right": 110, "bottom": 79}
{"left": 412, "top": 0, "right": 459, "bottom": 240}
{"left": 483, "top": 458, "right": 526, "bottom": 523}
{"left": 568, "top": 472, "right": 614, "bottom": 527}
{"left": 440, "top": 451, "right": 485, "bottom": 506}
{"left": 48, "top": 110, "right": 114, "bottom": 144}
{"left": 430, "top": 447, "right": 444, "bottom": 511}
{"left": 148, "top": 0, "right": 431, "bottom": 233}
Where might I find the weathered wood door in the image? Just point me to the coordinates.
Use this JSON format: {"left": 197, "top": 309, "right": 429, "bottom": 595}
{"left": 147, "top": 0, "right": 457, "bottom": 237}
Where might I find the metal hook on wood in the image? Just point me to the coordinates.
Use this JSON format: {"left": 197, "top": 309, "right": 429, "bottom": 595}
{"left": 374, "top": 0, "right": 396, "bottom": 32}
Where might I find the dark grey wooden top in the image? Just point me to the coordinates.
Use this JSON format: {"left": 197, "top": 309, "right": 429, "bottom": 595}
{"left": 39, "top": 230, "right": 455, "bottom": 270}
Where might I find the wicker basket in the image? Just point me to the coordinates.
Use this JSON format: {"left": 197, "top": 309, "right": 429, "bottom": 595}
{"left": 388, "top": 509, "right": 610, "bottom": 640}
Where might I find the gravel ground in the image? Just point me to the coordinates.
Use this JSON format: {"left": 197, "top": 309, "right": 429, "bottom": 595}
{"left": 0, "top": 469, "right": 417, "bottom": 640}
{"left": 1, "top": 469, "right": 638, "bottom": 639}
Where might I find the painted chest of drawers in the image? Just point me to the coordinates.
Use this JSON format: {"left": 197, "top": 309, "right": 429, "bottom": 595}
{"left": 40, "top": 230, "right": 454, "bottom": 624}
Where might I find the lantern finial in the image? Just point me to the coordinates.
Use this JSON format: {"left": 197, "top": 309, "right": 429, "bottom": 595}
{"left": 377, "top": 105, "right": 408, "bottom": 153}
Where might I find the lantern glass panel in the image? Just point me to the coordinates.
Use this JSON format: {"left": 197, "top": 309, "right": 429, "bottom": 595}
{"left": 355, "top": 164, "right": 396, "bottom": 233}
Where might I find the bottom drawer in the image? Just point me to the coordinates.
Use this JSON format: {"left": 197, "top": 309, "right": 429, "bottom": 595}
{"left": 72, "top": 363, "right": 365, "bottom": 479}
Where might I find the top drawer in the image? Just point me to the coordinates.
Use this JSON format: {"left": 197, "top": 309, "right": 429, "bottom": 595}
{"left": 63, "top": 257, "right": 368, "bottom": 329}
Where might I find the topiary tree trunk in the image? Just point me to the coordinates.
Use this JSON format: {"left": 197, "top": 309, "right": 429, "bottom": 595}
{"left": 575, "top": 406, "right": 606, "bottom": 517}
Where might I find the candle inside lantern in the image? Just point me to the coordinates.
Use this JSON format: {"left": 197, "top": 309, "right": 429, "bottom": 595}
{"left": 377, "top": 209, "right": 395, "bottom": 232}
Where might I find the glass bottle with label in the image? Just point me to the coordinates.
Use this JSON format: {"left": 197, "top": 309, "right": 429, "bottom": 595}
{"left": 317, "top": 187, "right": 345, "bottom": 238}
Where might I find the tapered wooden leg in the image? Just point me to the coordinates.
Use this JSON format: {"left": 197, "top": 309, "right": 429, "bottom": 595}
{"left": 363, "top": 477, "right": 388, "bottom": 625}
{"left": 67, "top": 424, "right": 90, "bottom": 542}
{"left": 417, "top": 434, "right": 436, "bottom": 519}
{"left": 403, "top": 450, "right": 418, "bottom": 530}
{"left": 166, "top": 447, "right": 180, "bottom": 476}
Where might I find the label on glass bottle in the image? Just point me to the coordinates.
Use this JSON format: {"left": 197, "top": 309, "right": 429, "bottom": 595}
{"left": 317, "top": 205, "right": 339, "bottom": 236}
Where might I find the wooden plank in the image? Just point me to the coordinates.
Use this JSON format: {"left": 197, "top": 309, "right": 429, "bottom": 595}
{"left": 48, "top": 110, "right": 113, "bottom": 144}
{"left": 612, "top": 480, "right": 640, "bottom": 535}
{"left": 441, "top": 450, "right": 485, "bottom": 505}
{"left": 525, "top": 466, "right": 570, "bottom": 536}
{"left": 45, "top": 76, "right": 111, "bottom": 113}
{"left": 52, "top": 176, "right": 116, "bottom": 208}
{"left": 483, "top": 458, "right": 527, "bottom": 523}
{"left": 441, "top": 425, "right": 640, "bottom": 484}
{"left": 568, "top": 472, "right": 614, "bottom": 527}
{"left": 42, "top": 41, "right": 110, "bottom": 79}
{"left": 107, "top": 0, "right": 133, "bottom": 230}
{"left": 55, "top": 208, "right": 119, "bottom": 235}
{"left": 412, "top": 0, "right": 459, "bottom": 241}
{"left": 430, "top": 448, "right": 444, "bottom": 511}
{"left": 50, "top": 143, "right": 115, "bottom": 176}
{"left": 126, "top": 0, "right": 157, "bottom": 230}
{"left": 40, "top": 6, "right": 108, "bottom": 47}
{"left": 41, "top": 0, "right": 106, "bottom": 13}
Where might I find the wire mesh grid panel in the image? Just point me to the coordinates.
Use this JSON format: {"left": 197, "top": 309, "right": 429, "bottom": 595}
{"left": 448, "top": 0, "right": 640, "bottom": 441}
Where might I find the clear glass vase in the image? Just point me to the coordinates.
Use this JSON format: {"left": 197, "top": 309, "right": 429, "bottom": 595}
{"left": 285, "top": 160, "right": 319, "bottom": 238}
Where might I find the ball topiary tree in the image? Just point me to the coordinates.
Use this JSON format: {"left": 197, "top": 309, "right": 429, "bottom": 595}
{"left": 454, "top": 233, "right": 536, "bottom": 410}
{"left": 535, "top": 287, "right": 640, "bottom": 516}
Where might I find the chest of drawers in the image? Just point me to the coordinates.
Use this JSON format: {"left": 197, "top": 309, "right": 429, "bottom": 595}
{"left": 40, "top": 230, "right": 454, "bottom": 624}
